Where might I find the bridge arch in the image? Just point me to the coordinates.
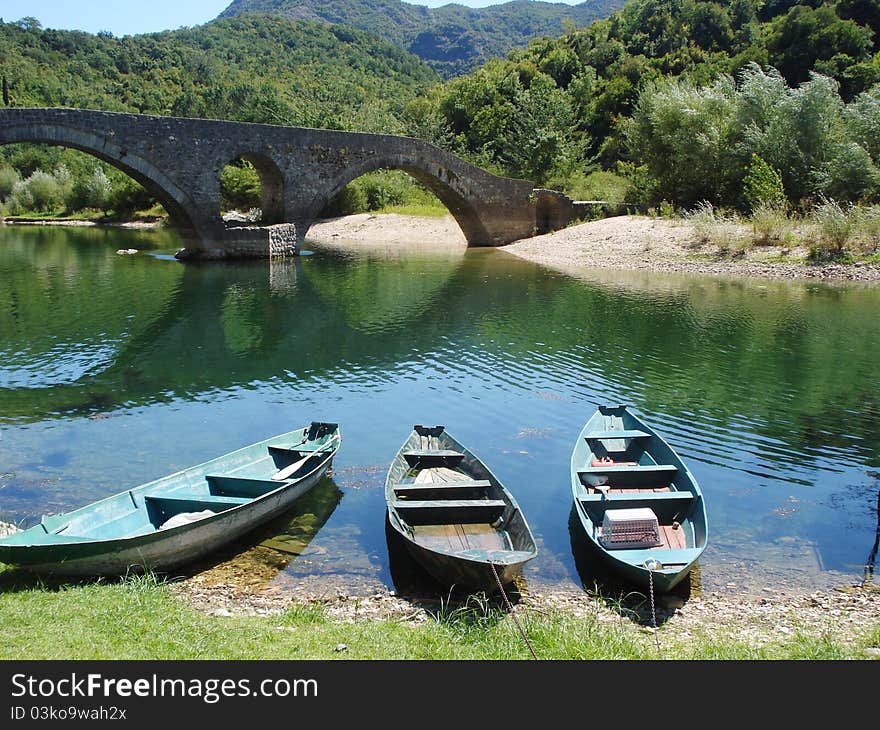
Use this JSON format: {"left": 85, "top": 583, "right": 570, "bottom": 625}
{"left": 0, "top": 123, "right": 202, "bottom": 236}
{"left": 218, "top": 150, "right": 285, "bottom": 223}
{"left": 308, "top": 154, "right": 493, "bottom": 245}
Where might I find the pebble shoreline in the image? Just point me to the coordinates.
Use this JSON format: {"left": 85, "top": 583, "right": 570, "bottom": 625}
{"left": 169, "top": 576, "right": 880, "bottom": 651}
{"left": 309, "top": 213, "right": 880, "bottom": 282}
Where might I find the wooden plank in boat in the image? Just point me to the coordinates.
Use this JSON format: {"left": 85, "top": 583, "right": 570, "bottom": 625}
{"left": 403, "top": 450, "right": 465, "bottom": 468}
{"left": 412, "top": 523, "right": 507, "bottom": 552}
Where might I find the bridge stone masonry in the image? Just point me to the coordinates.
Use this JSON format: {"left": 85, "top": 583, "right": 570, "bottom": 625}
{"left": 0, "top": 108, "right": 584, "bottom": 259}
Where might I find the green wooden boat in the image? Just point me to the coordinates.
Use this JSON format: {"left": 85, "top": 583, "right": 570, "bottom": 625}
{"left": 385, "top": 425, "right": 537, "bottom": 592}
{"left": 570, "top": 405, "right": 708, "bottom": 593}
{"left": 0, "top": 422, "right": 340, "bottom": 576}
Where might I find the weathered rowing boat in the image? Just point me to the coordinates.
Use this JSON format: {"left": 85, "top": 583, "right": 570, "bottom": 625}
{"left": 385, "top": 425, "right": 537, "bottom": 591}
{"left": 0, "top": 422, "right": 340, "bottom": 576}
{"left": 570, "top": 405, "right": 707, "bottom": 593}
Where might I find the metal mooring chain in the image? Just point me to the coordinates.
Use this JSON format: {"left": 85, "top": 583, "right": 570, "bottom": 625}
{"left": 646, "top": 562, "right": 662, "bottom": 656}
{"left": 490, "top": 562, "right": 538, "bottom": 661}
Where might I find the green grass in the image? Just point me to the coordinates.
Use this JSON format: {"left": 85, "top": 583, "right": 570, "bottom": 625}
{"left": 1, "top": 206, "right": 165, "bottom": 223}
{"left": 375, "top": 202, "right": 449, "bottom": 217}
{"left": 0, "top": 571, "right": 876, "bottom": 660}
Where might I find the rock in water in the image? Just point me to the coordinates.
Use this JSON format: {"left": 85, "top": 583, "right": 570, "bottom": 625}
{"left": 0, "top": 520, "right": 21, "bottom": 537}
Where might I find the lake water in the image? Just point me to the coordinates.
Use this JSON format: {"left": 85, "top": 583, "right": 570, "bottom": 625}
{"left": 1, "top": 224, "right": 878, "bottom": 597}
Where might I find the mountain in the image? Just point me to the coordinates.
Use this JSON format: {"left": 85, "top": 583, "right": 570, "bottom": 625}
{"left": 218, "top": 0, "right": 626, "bottom": 76}
{"left": 0, "top": 15, "right": 438, "bottom": 129}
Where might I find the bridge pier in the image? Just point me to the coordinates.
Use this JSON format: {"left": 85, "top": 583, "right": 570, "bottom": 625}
{"left": 174, "top": 223, "right": 298, "bottom": 260}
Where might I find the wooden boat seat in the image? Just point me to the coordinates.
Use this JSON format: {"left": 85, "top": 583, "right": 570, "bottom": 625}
{"left": 393, "top": 479, "right": 491, "bottom": 499}
{"left": 402, "top": 450, "right": 465, "bottom": 468}
{"left": 579, "top": 491, "right": 693, "bottom": 504}
{"left": 585, "top": 430, "right": 651, "bottom": 440}
{"left": 393, "top": 499, "right": 506, "bottom": 525}
{"left": 394, "top": 498, "right": 505, "bottom": 509}
{"left": 578, "top": 464, "right": 677, "bottom": 487}
{"left": 205, "top": 475, "right": 281, "bottom": 498}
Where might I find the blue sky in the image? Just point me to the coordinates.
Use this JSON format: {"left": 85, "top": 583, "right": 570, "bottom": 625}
{"left": 0, "top": 0, "right": 583, "bottom": 37}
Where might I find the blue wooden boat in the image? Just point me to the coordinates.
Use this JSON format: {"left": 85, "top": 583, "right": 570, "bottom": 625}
{"left": 570, "top": 405, "right": 707, "bottom": 593}
{"left": 0, "top": 422, "right": 340, "bottom": 576}
{"left": 386, "top": 425, "right": 537, "bottom": 592}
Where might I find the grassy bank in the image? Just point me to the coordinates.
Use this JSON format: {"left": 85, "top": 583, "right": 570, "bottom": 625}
{"left": 0, "top": 570, "right": 877, "bottom": 660}
{"left": 685, "top": 200, "right": 880, "bottom": 263}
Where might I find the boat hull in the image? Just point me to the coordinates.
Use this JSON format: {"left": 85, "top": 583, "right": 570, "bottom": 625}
{"left": 570, "top": 405, "right": 708, "bottom": 594}
{"left": 0, "top": 464, "right": 330, "bottom": 576}
{"left": 386, "top": 425, "right": 537, "bottom": 593}
{"left": 0, "top": 423, "right": 339, "bottom": 576}
{"left": 392, "top": 520, "right": 528, "bottom": 592}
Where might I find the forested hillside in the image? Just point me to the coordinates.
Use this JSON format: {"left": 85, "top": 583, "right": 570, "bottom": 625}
{"left": 405, "top": 0, "right": 880, "bottom": 209}
{"left": 0, "top": 14, "right": 437, "bottom": 127}
{"left": 218, "top": 0, "right": 626, "bottom": 76}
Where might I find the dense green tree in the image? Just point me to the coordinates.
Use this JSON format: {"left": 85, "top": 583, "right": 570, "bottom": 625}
{"left": 625, "top": 75, "right": 738, "bottom": 205}
{"left": 836, "top": 0, "right": 880, "bottom": 49}
{"left": 683, "top": 0, "right": 734, "bottom": 52}
{"left": 625, "top": 65, "right": 880, "bottom": 207}
{"left": 765, "top": 5, "right": 873, "bottom": 84}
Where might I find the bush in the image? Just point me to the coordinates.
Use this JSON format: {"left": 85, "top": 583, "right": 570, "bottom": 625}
{"left": 0, "top": 166, "right": 20, "bottom": 201}
{"left": 359, "top": 172, "right": 411, "bottom": 210}
{"left": 53, "top": 165, "right": 74, "bottom": 208}
{"left": 685, "top": 200, "right": 748, "bottom": 250}
{"left": 22, "top": 170, "right": 63, "bottom": 212}
{"left": 852, "top": 205, "right": 880, "bottom": 251}
{"left": 811, "top": 141, "right": 880, "bottom": 202}
{"left": 84, "top": 167, "right": 112, "bottom": 210}
{"left": 109, "top": 177, "right": 155, "bottom": 215}
{"left": 320, "top": 171, "right": 441, "bottom": 217}
{"left": 811, "top": 197, "right": 852, "bottom": 251}
{"left": 220, "top": 162, "right": 261, "bottom": 212}
{"left": 8, "top": 181, "right": 34, "bottom": 214}
{"left": 322, "top": 184, "right": 368, "bottom": 217}
{"left": 750, "top": 203, "right": 794, "bottom": 244}
{"left": 628, "top": 65, "right": 880, "bottom": 209}
{"left": 555, "top": 170, "right": 631, "bottom": 204}
{"left": 743, "top": 155, "right": 786, "bottom": 213}
{"left": 625, "top": 75, "right": 737, "bottom": 207}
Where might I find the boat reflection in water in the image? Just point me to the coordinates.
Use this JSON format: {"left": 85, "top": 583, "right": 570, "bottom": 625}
{"left": 179, "top": 476, "right": 343, "bottom": 593}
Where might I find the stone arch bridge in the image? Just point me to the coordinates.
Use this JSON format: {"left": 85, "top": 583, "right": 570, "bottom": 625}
{"left": 0, "top": 108, "right": 584, "bottom": 258}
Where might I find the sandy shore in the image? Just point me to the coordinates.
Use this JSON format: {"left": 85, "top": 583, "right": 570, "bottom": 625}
{"left": 1, "top": 217, "right": 161, "bottom": 229}
{"left": 307, "top": 213, "right": 880, "bottom": 281}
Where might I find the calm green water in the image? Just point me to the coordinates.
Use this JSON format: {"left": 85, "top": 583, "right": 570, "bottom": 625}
{"left": 1, "top": 224, "right": 879, "bottom": 595}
